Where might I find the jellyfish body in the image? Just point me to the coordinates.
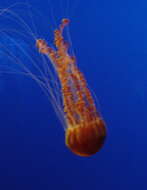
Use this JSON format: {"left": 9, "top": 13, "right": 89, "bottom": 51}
{"left": 36, "top": 19, "right": 106, "bottom": 157}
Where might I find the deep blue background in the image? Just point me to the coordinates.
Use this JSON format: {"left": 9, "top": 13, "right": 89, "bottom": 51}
{"left": 0, "top": 0, "right": 146, "bottom": 189}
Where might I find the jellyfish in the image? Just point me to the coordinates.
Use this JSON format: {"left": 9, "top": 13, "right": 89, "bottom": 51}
{"left": 36, "top": 19, "right": 107, "bottom": 157}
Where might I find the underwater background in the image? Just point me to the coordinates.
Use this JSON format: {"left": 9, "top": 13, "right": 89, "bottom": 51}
{"left": 0, "top": 0, "right": 146, "bottom": 189}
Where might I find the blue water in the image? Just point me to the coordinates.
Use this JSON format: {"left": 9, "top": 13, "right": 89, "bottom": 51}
{"left": 0, "top": 0, "right": 146, "bottom": 189}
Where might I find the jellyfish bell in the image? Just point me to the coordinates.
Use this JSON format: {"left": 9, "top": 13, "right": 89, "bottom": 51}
{"left": 66, "top": 118, "right": 106, "bottom": 157}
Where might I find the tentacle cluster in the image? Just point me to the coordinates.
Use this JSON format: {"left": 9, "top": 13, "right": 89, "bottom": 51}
{"left": 36, "top": 19, "right": 106, "bottom": 156}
